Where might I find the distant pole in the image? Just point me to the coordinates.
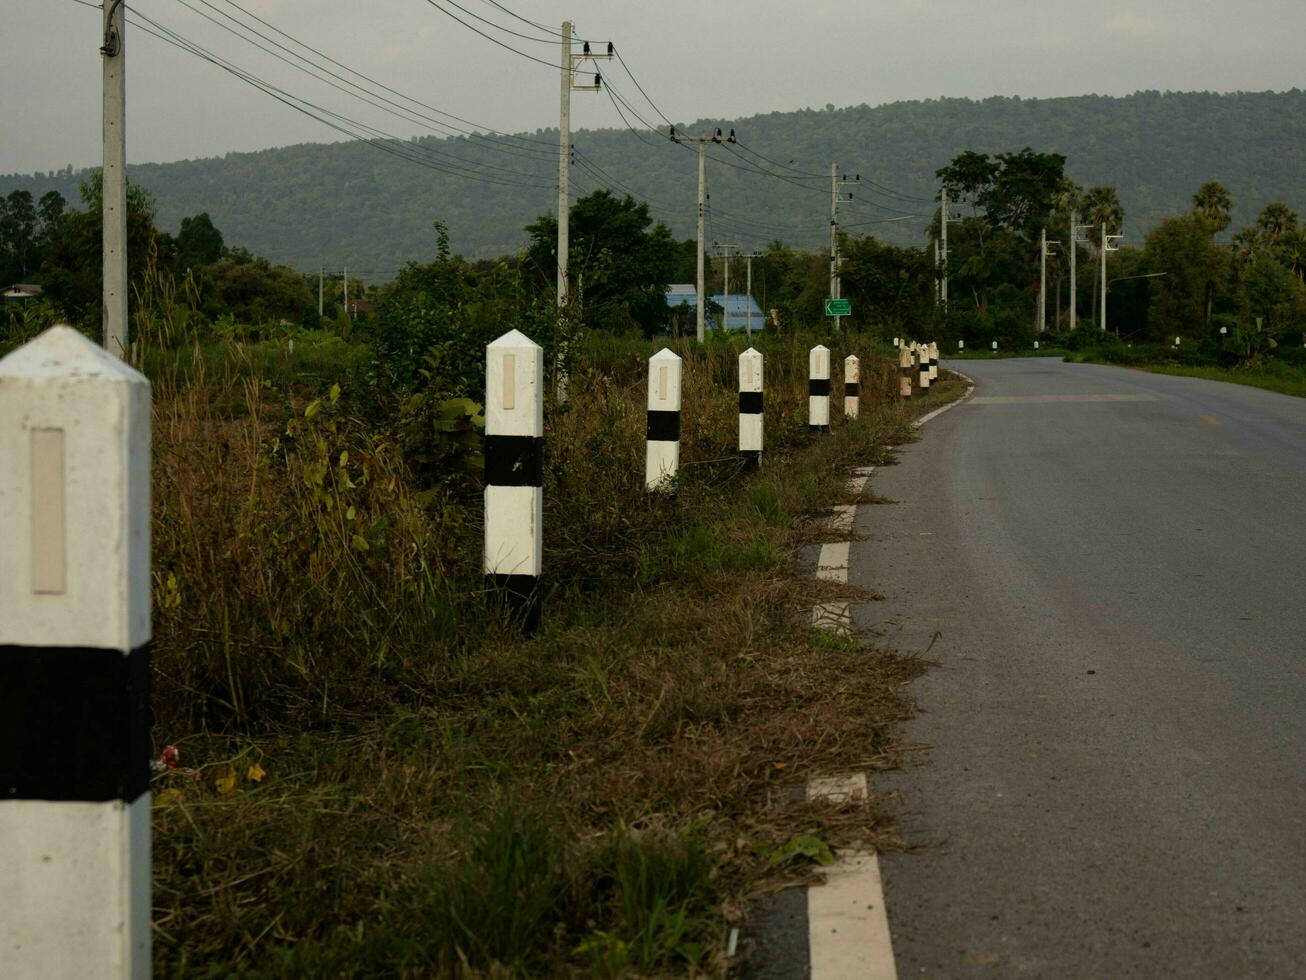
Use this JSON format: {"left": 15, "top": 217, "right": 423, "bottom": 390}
{"left": 645, "top": 349, "right": 682, "bottom": 491}
{"left": 696, "top": 142, "right": 706, "bottom": 342}
{"left": 1100, "top": 224, "right": 1107, "bottom": 331}
{"left": 557, "top": 21, "right": 571, "bottom": 308}
{"left": 739, "top": 347, "right": 763, "bottom": 468}
{"left": 102, "top": 0, "right": 127, "bottom": 358}
{"left": 724, "top": 246, "right": 730, "bottom": 333}
{"left": 1069, "top": 209, "right": 1078, "bottom": 331}
{"left": 844, "top": 354, "right": 860, "bottom": 418}
{"left": 0, "top": 326, "right": 153, "bottom": 977}
{"left": 830, "top": 162, "right": 839, "bottom": 304}
{"left": 934, "top": 239, "right": 941, "bottom": 304}
{"left": 318, "top": 264, "right": 324, "bottom": 317}
{"left": 485, "top": 330, "right": 543, "bottom": 631}
{"left": 809, "top": 345, "right": 831, "bottom": 432}
{"left": 940, "top": 186, "right": 950, "bottom": 312}
{"left": 1039, "top": 227, "right": 1047, "bottom": 332}
{"left": 745, "top": 253, "right": 754, "bottom": 337}
{"left": 343, "top": 266, "right": 348, "bottom": 318}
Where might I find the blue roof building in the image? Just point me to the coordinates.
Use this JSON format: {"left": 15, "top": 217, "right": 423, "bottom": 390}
{"left": 665, "top": 285, "right": 767, "bottom": 332}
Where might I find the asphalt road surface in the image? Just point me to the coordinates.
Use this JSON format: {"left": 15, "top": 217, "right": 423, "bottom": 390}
{"left": 855, "top": 358, "right": 1306, "bottom": 978}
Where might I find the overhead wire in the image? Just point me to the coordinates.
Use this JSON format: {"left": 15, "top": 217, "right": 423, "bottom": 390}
{"left": 418, "top": 0, "right": 585, "bottom": 72}
{"left": 170, "top": 0, "right": 554, "bottom": 179}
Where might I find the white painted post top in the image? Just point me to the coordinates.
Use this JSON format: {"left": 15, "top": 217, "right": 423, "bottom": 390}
{"left": 959, "top": 340, "right": 965, "bottom": 349}
{"left": 930, "top": 342, "right": 938, "bottom": 357}
{"left": 809, "top": 345, "right": 830, "bottom": 378}
{"left": 0, "top": 326, "right": 151, "bottom": 652}
{"left": 486, "top": 329, "right": 542, "bottom": 437}
{"left": 992, "top": 340, "right": 998, "bottom": 349}
{"left": 844, "top": 354, "right": 859, "bottom": 383}
{"left": 648, "top": 348, "right": 682, "bottom": 411}
{"left": 739, "top": 347, "right": 763, "bottom": 393}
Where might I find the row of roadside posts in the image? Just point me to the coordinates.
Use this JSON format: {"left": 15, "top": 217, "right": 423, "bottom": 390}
{"left": 0, "top": 325, "right": 936, "bottom": 977}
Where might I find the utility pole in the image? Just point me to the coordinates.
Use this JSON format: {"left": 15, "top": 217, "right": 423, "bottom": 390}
{"left": 741, "top": 252, "right": 761, "bottom": 336}
{"left": 318, "top": 264, "right": 324, "bottom": 317}
{"left": 934, "top": 240, "right": 941, "bottom": 304}
{"left": 343, "top": 266, "right": 348, "bottom": 318}
{"left": 940, "top": 186, "right": 951, "bottom": 312}
{"left": 671, "top": 127, "right": 735, "bottom": 342}
{"left": 102, "top": 0, "right": 127, "bottom": 357}
{"left": 829, "top": 165, "right": 859, "bottom": 317}
{"left": 715, "top": 242, "right": 738, "bottom": 333}
{"left": 1100, "top": 225, "right": 1124, "bottom": 331}
{"left": 557, "top": 23, "right": 611, "bottom": 309}
{"left": 1069, "top": 210, "right": 1078, "bottom": 330}
{"left": 1039, "top": 229, "right": 1059, "bottom": 332}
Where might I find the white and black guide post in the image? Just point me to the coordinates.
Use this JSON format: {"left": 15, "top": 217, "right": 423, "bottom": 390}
{"left": 646, "top": 348, "right": 682, "bottom": 491}
{"left": 809, "top": 344, "right": 831, "bottom": 432}
{"left": 738, "top": 347, "right": 763, "bottom": 469}
{"left": 0, "top": 326, "right": 152, "bottom": 978}
{"left": 958, "top": 339, "right": 965, "bottom": 351}
{"left": 992, "top": 340, "right": 998, "bottom": 351}
{"left": 899, "top": 344, "right": 913, "bottom": 400}
{"left": 918, "top": 342, "right": 931, "bottom": 391}
{"left": 843, "top": 354, "right": 860, "bottom": 418}
{"left": 485, "top": 329, "right": 543, "bottom": 631}
{"left": 929, "top": 342, "right": 939, "bottom": 382}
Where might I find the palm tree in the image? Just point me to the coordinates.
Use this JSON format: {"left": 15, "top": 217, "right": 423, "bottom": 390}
{"left": 1191, "top": 181, "right": 1233, "bottom": 236}
{"left": 1255, "top": 202, "right": 1298, "bottom": 247}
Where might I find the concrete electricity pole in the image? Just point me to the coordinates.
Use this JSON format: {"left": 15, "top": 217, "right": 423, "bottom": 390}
{"left": 741, "top": 252, "right": 761, "bottom": 336}
{"left": 101, "top": 0, "right": 127, "bottom": 358}
{"left": 716, "top": 242, "right": 739, "bottom": 333}
{"left": 829, "top": 165, "right": 859, "bottom": 315}
{"left": 939, "top": 186, "right": 952, "bottom": 312}
{"left": 671, "top": 127, "right": 735, "bottom": 342}
{"left": 1039, "top": 229, "right": 1059, "bottom": 332}
{"left": 318, "top": 264, "right": 324, "bottom": 317}
{"left": 1100, "top": 225, "right": 1124, "bottom": 331}
{"left": 556, "top": 23, "right": 611, "bottom": 308}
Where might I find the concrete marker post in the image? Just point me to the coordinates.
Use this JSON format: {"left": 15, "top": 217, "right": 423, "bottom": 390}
{"left": 484, "top": 329, "right": 543, "bottom": 631}
{"left": 738, "top": 347, "right": 763, "bottom": 469}
{"left": 899, "top": 344, "right": 913, "bottom": 401}
{"left": 646, "top": 348, "right": 682, "bottom": 491}
{"left": 843, "top": 354, "right": 860, "bottom": 419}
{"left": 918, "top": 341, "right": 931, "bottom": 392}
{"left": 0, "top": 326, "right": 152, "bottom": 979}
{"left": 958, "top": 339, "right": 965, "bottom": 351}
{"left": 928, "top": 342, "right": 939, "bottom": 382}
{"left": 992, "top": 340, "right": 998, "bottom": 352}
{"left": 808, "top": 344, "right": 831, "bottom": 432}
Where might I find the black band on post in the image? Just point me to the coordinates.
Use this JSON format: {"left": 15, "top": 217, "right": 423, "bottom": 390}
{"left": 485, "top": 435, "right": 543, "bottom": 487}
{"left": 0, "top": 644, "right": 151, "bottom": 803}
{"left": 845, "top": 382, "right": 860, "bottom": 397}
{"left": 739, "top": 391, "right": 764, "bottom": 414}
{"left": 741, "top": 449, "right": 761, "bottom": 469}
{"left": 646, "top": 410, "right": 681, "bottom": 442}
{"left": 486, "top": 574, "right": 541, "bottom": 633}
{"left": 809, "top": 378, "right": 831, "bottom": 397}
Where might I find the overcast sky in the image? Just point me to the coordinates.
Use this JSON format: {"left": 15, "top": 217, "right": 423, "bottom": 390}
{"left": 4, "top": 0, "right": 1304, "bottom": 175}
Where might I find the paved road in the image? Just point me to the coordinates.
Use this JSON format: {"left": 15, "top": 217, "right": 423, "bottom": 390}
{"left": 859, "top": 358, "right": 1306, "bottom": 978}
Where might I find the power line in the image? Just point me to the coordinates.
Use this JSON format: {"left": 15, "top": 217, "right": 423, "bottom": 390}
{"left": 610, "top": 45, "right": 675, "bottom": 129}
{"left": 419, "top": 0, "right": 586, "bottom": 72}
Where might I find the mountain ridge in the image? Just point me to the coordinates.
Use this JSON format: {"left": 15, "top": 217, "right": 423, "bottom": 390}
{"left": 5, "top": 89, "right": 1304, "bottom": 276}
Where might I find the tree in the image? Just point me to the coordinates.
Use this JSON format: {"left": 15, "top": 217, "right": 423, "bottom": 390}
{"left": 1191, "top": 181, "right": 1232, "bottom": 236}
{"left": 839, "top": 233, "right": 935, "bottom": 336}
{"left": 1255, "top": 202, "right": 1298, "bottom": 247}
{"left": 526, "top": 190, "right": 679, "bottom": 336}
{"left": 1142, "top": 214, "right": 1227, "bottom": 341}
{"left": 1, "top": 190, "right": 38, "bottom": 280}
{"left": 175, "top": 212, "right": 225, "bottom": 273}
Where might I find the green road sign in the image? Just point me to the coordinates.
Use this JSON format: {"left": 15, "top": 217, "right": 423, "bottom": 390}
{"left": 824, "top": 298, "right": 852, "bottom": 317}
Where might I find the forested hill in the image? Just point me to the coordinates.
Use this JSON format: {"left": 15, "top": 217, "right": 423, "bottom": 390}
{"left": 5, "top": 90, "right": 1305, "bottom": 276}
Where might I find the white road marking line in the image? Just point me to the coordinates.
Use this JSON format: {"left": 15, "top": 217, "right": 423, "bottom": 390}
{"left": 829, "top": 504, "right": 858, "bottom": 533}
{"left": 808, "top": 850, "right": 898, "bottom": 980}
{"left": 969, "top": 393, "right": 1162, "bottom": 404}
{"left": 803, "top": 477, "right": 897, "bottom": 980}
{"left": 912, "top": 376, "right": 975, "bottom": 429}
{"left": 816, "top": 540, "right": 851, "bottom": 582}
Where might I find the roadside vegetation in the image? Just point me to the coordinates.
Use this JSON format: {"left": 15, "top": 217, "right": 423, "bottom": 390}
{"left": 0, "top": 172, "right": 974, "bottom": 975}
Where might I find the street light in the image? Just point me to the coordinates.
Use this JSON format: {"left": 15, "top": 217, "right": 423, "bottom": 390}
{"left": 1105, "top": 272, "right": 1167, "bottom": 337}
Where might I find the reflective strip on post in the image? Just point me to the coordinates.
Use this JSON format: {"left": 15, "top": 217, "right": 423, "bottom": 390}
{"left": 485, "top": 329, "right": 543, "bottom": 630}
{"left": 0, "top": 325, "right": 152, "bottom": 979}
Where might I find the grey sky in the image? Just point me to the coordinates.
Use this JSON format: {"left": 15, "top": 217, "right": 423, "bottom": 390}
{"left": 4, "top": 0, "right": 1304, "bottom": 175}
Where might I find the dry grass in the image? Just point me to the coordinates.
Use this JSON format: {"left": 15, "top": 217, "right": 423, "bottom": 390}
{"left": 146, "top": 335, "right": 964, "bottom": 976}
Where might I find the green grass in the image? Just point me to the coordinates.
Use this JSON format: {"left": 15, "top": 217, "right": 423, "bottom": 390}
{"left": 140, "top": 336, "right": 965, "bottom": 975}
{"left": 1066, "top": 349, "right": 1306, "bottom": 398}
